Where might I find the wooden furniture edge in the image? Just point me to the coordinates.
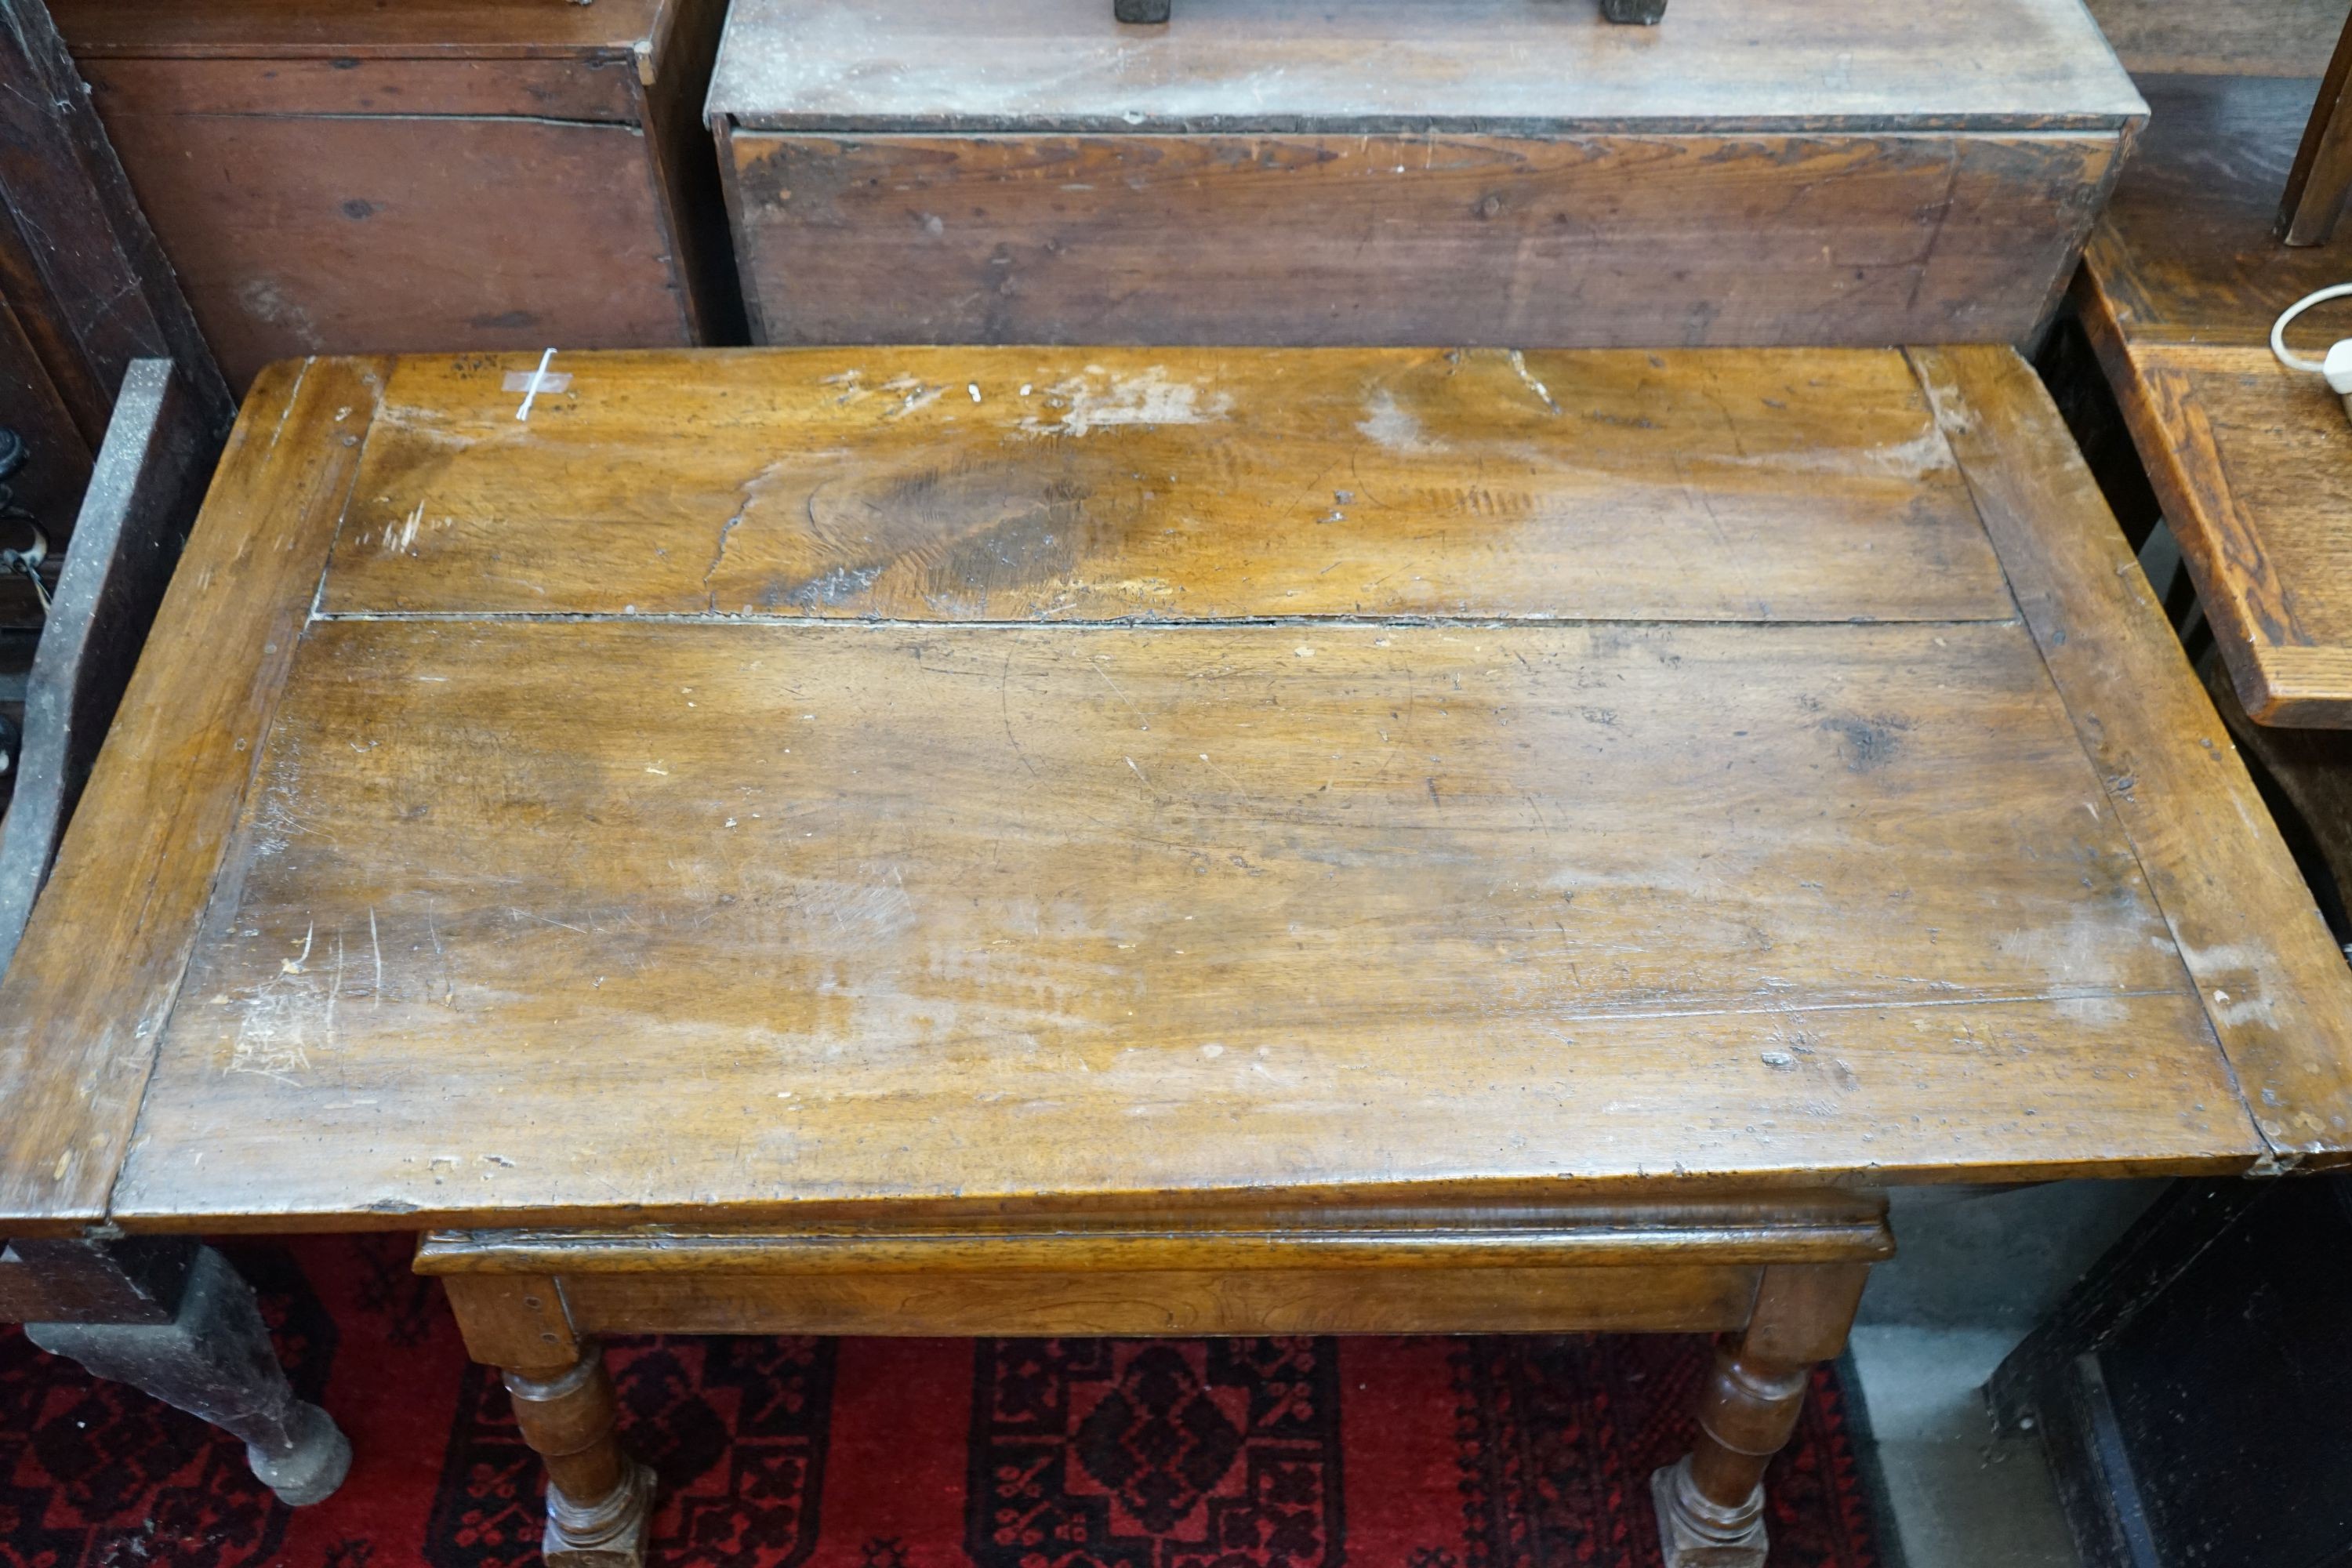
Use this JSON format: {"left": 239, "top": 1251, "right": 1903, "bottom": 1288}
{"left": 1909, "top": 343, "right": 2352, "bottom": 1169}
{"left": 0, "top": 355, "right": 387, "bottom": 1235}
{"left": 2070, "top": 283, "right": 2343, "bottom": 728}
{"left": 413, "top": 1197, "right": 1897, "bottom": 1276}
{"left": 707, "top": 114, "right": 770, "bottom": 346}
{"left": 637, "top": 0, "right": 739, "bottom": 345}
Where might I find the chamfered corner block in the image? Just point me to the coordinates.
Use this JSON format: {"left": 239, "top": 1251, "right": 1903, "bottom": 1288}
{"left": 50, "top": 0, "right": 742, "bottom": 393}
{"left": 707, "top": 0, "right": 2143, "bottom": 349}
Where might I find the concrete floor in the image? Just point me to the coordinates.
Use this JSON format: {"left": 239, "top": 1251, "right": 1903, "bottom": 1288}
{"left": 1839, "top": 1181, "right": 2166, "bottom": 1568}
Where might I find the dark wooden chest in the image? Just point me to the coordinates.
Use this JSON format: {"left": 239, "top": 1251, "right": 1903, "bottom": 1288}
{"left": 708, "top": 0, "right": 2145, "bottom": 350}
{"left": 53, "top": 0, "right": 738, "bottom": 391}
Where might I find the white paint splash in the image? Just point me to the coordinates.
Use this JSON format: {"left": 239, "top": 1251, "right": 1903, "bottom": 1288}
{"left": 1018, "top": 367, "right": 1232, "bottom": 437}
{"left": 1356, "top": 389, "right": 1446, "bottom": 454}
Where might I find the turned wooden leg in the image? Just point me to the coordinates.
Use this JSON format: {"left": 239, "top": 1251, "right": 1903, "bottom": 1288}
{"left": 506, "top": 1347, "right": 655, "bottom": 1567}
{"left": 442, "top": 1273, "right": 653, "bottom": 1568}
{"left": 8, "top": 1239, "right": 351, "bottom": 1504}
{"left": 1652, "top": 1262, "right": 1870, "bottom": 1568}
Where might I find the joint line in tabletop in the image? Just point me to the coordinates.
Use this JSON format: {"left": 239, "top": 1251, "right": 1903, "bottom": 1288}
{"left": 305, "top": 610, "right": 2026, "bottom": 631}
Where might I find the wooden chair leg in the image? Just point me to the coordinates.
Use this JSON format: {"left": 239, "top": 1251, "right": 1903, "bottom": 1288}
{"left": 1651, "top": 1262, "right": 1871, "bottom": 1568}
{"left": 442, "top": 1273, "right": 653, "bottom": 1568}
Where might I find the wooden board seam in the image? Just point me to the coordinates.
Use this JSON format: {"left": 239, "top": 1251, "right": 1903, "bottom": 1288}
{"left": 1907, "top": 344, "right": 2342, "bottom": 1171}
{"left": 717, "top": 112, "right": 2141, "bottom": 137}
{"left": 71, "top": 361, "right": 386, "bottom": 1232}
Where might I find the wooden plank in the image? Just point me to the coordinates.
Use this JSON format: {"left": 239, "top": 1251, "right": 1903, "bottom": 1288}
{"left": 106, "top": 608, "right": 2256, "bottom": 1230}
{"left": 78, "top": 53, "right": 641, "bottom": 122}
{"left": 50, "top": 0, "right": 670, "bottom": 60}
{"left": 2081, "top": 0, "right": 2350, "bottom": 78}
{"left": 2087, "top": 339, "right": 2352, "bottom": 728}
{"left": 321, "top": 347, "right": 2013, "bottom": 624}
{"left": 1911, "top": 344, "right": 2352, "bottom": 1169}
{"left": 554, "top": 1262, "right": 1766, "bottom": 1337}
{"left": 724, "top": 130, "right": 2121, "bottom": 350}
{"left": 94, "top": 109, "right": 688, "bottom": 392}
{"left": 708, "top": 0, "right": 2143, "bottom": 131}
{"left": 0, "top": 356, "right": 386, "bottom": 1235}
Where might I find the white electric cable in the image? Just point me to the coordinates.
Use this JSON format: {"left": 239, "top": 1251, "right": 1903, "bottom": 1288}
{"left": 2270, "top": 282, "right": 2352, "bottom": 373}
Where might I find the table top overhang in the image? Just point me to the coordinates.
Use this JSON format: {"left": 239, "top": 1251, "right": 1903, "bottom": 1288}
{"left": 3, "top": 344, "right": 2347, "bottom": 1236}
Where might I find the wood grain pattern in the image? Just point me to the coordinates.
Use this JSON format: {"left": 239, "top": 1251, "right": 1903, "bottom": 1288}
{"left": 92, "top": 103, "right": 688, "bottom": 393}
{"left": 107, "top": 604, "right": 2255, "bottom": 1229}
{"left": 2085, "top": 74, "right": 2346, "bottom": 346}
{"left": 0, "top": 356, "right": 385, "bottom": 1234}
{"left": 51, "top": 0, "right": 672, "bottom": 60}
{"left": 2082, "top": 0, "right": 2350, "bottom": 78}
{"left": 59, "top": 0, "right": 729, "bottom": 395}
{"left": 2068, "top": 65, "right": 2352, "bottom": 726}
{"left": 78, "top": 53, "right": 643, "bottom": 122}
{"left": 321, "top": 347, "right": 2012, "bottom": 624}
{"left": 550, "top": 1263, "right": 1767, "bottom": 1338}
{"left": 723, "top": 130, "right": 2121, "bottom": 350}
{"left": 2089, "top": 339, "right": 2352, "bottom": 725}
{"left": 1911, "top": 344, "right": 2352, "bottom": 1168}
{"left": 10, "top": 345, "right": 2336, "bottom": 1245}
{"left": 708, "top": 0, "right": 2143, "bottom": 131}
{"left": 414, "top": 1195, "right": 1896, "bottom": 1275}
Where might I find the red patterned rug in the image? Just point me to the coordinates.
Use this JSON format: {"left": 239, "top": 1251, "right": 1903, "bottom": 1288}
{"left": 1, "top": 1237, "right": 1882, "bottom": 1568}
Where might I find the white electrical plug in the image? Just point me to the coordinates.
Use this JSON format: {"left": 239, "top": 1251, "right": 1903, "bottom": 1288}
{"left": 2271, "top": 282, "right": 2352, "bottom": 420}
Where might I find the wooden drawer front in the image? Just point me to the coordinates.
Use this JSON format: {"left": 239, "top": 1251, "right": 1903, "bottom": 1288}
{"left": 97, "top": 109, "right": 687, "bottom": 390}
{"left": 725, "top": 130, "right": 2120, "bottom": 348}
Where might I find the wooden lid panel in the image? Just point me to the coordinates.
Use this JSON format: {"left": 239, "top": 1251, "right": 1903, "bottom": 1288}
{"left": 320, "top": 347, "right": 2015, "bottom": 624}
{"left": 707, "top": 0, "right": 2144, "bottom": 131}
{"left": 107, "top": 615, "right": 2245, "bottom": 1226}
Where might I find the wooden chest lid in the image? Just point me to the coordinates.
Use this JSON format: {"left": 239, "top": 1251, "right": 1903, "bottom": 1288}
{"left": 708, "top": 0, "right": 2145, "bottom": 132}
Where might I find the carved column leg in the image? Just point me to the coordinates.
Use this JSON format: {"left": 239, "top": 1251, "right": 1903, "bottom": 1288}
{"left": 14, "top": 1240, "right": 351, "bottom": 1504}
{"left": 442, "top": 1274, "right": 653, "bottom": 1568}
{"left": 1652, "top": 1262, "right": 1871, "bottom": 1568}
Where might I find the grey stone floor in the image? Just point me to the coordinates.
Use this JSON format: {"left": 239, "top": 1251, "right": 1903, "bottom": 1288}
{"left": 1840, "top": 1181, "right": 2166, "bottom": 1568}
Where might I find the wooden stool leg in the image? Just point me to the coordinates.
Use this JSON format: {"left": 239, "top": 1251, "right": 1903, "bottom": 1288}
{"left": 441, "top": 1274, "right": 653, "bottom": 1568}
{"left": 506, "top": 1345, "right": 655, "bottom": 1568}
{"left": 1652, "top": 1262, "right": 1871, "bottom": 1568}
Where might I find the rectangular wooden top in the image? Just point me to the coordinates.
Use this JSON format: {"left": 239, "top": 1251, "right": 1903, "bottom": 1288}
{"left": 2073, "top": 63, "right": 2352, "bottom": 726}
{"left": 707, "top": 0, "right": 2144, "bottom": 132}
{"left": 3, "top": 345, "right": 2347, "bottom": 1236}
